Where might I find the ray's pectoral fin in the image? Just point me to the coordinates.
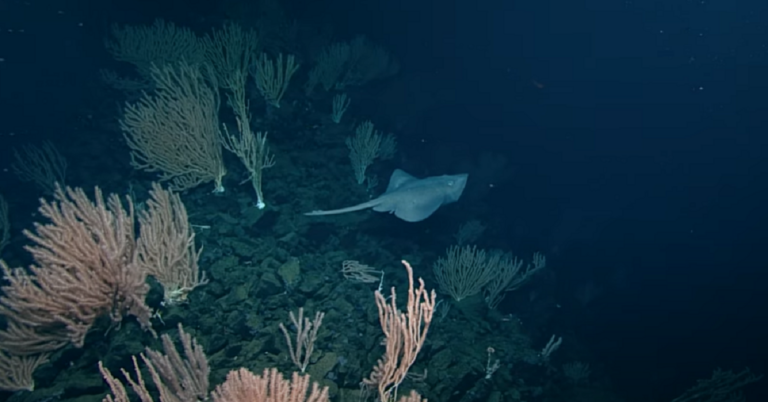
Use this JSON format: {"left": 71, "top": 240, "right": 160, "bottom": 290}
{"left": 374, "top": 196, "right": 444, "bottom": 223}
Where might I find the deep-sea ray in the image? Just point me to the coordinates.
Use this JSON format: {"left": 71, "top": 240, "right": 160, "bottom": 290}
{"left": 305, "top": 169, "right": 468, "bottom": 222}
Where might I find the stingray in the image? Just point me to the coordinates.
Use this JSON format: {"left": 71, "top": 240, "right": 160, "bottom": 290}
{"left": 304, "top": 169, "right": 469, "bottom": 222}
